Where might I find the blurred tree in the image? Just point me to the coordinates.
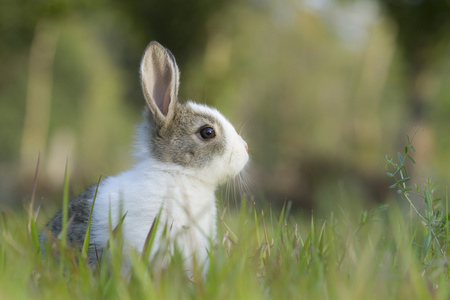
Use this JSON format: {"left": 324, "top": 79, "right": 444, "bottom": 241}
{"left": 379, "top": 0, "right": 450, "bottom": 120}
{"left": 376, "top": 0, "right": 450, "bottom": 171}
{"left": 0, "top": 0, "right": 92, "bottom": 163}
{"left": 107, "top": 0, "right": 237, "bottom": 106}
{"left": 111, "top": 0, "right": 232, "bottom": 62}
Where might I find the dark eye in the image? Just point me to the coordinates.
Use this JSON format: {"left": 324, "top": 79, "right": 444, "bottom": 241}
{"left": 198, "top": 127, "right": 216, "bottom": 140}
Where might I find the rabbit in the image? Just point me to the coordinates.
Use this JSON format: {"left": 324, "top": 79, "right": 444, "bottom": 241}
{"left": 39, "top": 41, "right": 249, "bottom": 275}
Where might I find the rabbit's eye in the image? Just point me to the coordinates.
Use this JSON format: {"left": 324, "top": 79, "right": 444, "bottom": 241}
{"left": 198, "top": 127, "right": 216, "bottom": 140}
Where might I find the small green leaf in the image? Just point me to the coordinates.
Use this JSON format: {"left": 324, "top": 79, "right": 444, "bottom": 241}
{"left": 403, "top": 186, "right": 412, "bottom": 192}
{"left": 393, "top": 167, "right": 402, "bottom": 176}
{"left": 407, "top": 154, "right": 416, "bottom": 164}
{"left": 360, "top": 211, "right": 368, "bottom": 223}
{"left": 386, "top": 173, "right": 394, "bottom": 178}
{"left": 404, "top": 146, "right": 408, "bottom": 154}
{"left": 422, "top": 232, "right": 432, "bottom": 257}
{"left": 424, "top": 187, "right": 432, "bottom": 212}
{"left": 411, "top": 145, "right": 416, "bottom": 152}
{"left": 389, "top": 183, "right": 397, "bottom": 189}
{"left": 398, "top": 152, "right": 403, "bottom": 164}
{"left": 398, "top": 177, "right": 411, "bottom": 184}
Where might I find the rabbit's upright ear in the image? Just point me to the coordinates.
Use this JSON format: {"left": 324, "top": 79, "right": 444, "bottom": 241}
{"left": 140, "top": 42, "right": 179, "bottom": 123}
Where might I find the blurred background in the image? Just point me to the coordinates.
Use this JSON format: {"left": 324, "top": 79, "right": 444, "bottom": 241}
{"left": 2, "top": 0, "right": 450, "bottom": 215}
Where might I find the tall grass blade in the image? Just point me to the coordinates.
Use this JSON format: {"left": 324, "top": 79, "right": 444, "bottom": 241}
{"left": 106, "top": 206, "right": 127, "bottom": 278}
{"left": 141, "top": 208, "right": 162, "bottom": 263}
{"left": 28, "top": 217, "right": 40, "bottom": 252}
{"left": 446, "top": 186, "right": 449, "bottom": 255}
{"left": 0, "top": 242, "right": 5, "bottom": 271}
{"left": 311, "top": 212, "right": 315, "bottom": 247}
{"left": 112, "top": 213, "right": 128, "bottom": 238}
{"left": 1, "top": 211, "right": 7, "bottom": 231}
{"left": 318, "top": 221, "right": 326, "bottom": 255}
{"left": 253, "top": 202, "right": 260, "bottom": 243}
{"left": 28, "top": 152, "right": 40, "bottom": 224}
{"left": 300, "top": 232, "right": 311, "bottom": 263}
{"left": 26, "top": 153, "right": 41, "bottom": 252}
{"left": 261, "top": 210, "right": 271, "bottom": 256}
{"left": 60, "top": 159, "right": 70, "bottom": 248}
{"left": 274, "top": 202, "right": 287, "bottom": 243}
{"left": 28, "top": 152, "right": 41, "bottom": 226}
{"left": 82, "top": 175, "right": 102, "bottom": 260}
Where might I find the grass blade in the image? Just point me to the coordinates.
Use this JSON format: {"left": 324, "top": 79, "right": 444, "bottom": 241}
{"left": 141, "top": 207, "right": 163, "bottom": 263}
{"left": 253, "top": 202, "right": 260, "bottom": 244}
{"left": 318, "top": 221, "right": 326, "bottom": 255}
{"left": 424, "top": 187, "right": 432, "bottom": 213}
{"left": 28, "top": 217, "right": 40, "bottom": 252}
{"left": 423, "top": 231, "right": 432, "bottom": 258}
{"left": 28, "top": 152, "right": 40, "bottom": 223}
{"left": 82, "top": 175, "right": 102, "bottom": 260}
{"left": 60, "top": 159, "right": 70, "bottom": 249}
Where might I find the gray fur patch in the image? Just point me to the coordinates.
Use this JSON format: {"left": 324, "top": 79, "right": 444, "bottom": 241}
{"left": 39, "top": 185, "right": 99, "bottom": 265}
{"left": 146, "top": 102, "right": 227, "bottom": 167}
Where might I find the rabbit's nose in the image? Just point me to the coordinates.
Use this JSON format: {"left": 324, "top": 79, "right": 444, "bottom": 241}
{"left": 244, "top": 143, "right": 248, "bottom": 153}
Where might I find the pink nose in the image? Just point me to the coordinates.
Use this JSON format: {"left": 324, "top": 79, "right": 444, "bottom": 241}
{"left": 244, "top": 143, "right": 248, "bottom": 153}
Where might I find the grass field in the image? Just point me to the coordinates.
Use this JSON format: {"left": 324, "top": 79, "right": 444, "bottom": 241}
{"left": 1, "top": 138, "right": 450, "bottom": 300}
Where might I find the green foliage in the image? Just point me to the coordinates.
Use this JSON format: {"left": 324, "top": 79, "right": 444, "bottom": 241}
{"left": 385, "top": 130, "right": 450, "bottom": 266}
{"left": 379, "top": 0, "right": 450, "bottom": 63}
{"left": 2, "top": 162, "right": 450, "bottom": 299}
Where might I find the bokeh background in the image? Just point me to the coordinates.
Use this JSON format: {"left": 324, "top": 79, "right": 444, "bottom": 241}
{"left": 2, "top": 0, "right": 450, "bottom": 215}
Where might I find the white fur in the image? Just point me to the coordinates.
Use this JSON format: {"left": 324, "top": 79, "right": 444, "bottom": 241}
{"left": 88, "top": 102, "right": 249, "bottom": 273}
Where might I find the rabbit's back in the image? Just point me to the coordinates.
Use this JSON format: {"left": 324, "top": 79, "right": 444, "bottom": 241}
{"left": 39, "top": 185, "right": 97, "bottom": 263}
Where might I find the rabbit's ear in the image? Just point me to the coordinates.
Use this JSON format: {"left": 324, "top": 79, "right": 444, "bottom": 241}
{"left": 140, "top": 42, "right": 179, "bottom": 122}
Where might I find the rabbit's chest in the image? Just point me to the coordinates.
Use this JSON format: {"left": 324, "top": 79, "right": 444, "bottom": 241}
{"left": 91, "top": 172, "right": 218, "bottom": 266}
{"left": 164, "top": 182, "right": 217, "bottom": 235}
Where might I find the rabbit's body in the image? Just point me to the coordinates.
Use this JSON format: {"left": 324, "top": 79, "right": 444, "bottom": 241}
{"left": 41, "top": 42, "right": 249, "bottom": 273}
{"left": 90, "top": 149, "right": 218, "bottom": 267}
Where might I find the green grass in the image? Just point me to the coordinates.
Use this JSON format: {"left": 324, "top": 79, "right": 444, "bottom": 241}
{"left": 2, "top": 137, "right": 450, "bottom": 299}
{"left": 1, "top": 201, "right": 449, "bottom": 299}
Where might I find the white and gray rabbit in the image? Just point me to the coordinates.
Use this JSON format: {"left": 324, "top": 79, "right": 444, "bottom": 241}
{"left": 40, "top": 41, "right": 249, "bottom": 273}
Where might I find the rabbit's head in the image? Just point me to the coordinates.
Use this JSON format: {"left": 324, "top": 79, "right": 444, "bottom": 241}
{"left": 135, "top": 42, "right": 249, "bottom": 186}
